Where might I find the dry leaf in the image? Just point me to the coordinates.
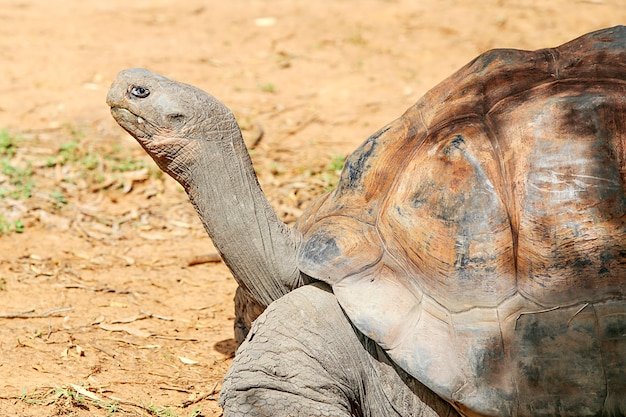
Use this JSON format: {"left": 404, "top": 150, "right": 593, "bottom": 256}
{"left": 75, "top": 345, "right": 85, "bottom": 356}
{"left": 111, "top": 314, "right": 143, "bottom": 324}
{"left": 109, "top": 301, "right": 127, "bottom": 308}
{"left": 178, "top": 356, "right": 198, "bottom": 365}
{"left": 116, "top": 254, "right": 135, "bottom": 266}
{"left": 70, "top": 384, "right": 102, "bottom": 402}
{"left": 255, "top": 17, "right": 276, "bottom": 27}
{"left": 138, "top": 344, "right": 161, "bottom": 349}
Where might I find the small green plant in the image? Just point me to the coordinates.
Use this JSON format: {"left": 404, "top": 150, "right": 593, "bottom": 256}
{"left": 18, "top": 388, "right": 46, "bottom": 405}
{"left": 257, "top": 82, "right": 276, "bottom": 93}
{"left": 54, "top": 386, "right": 84, "bottom": 403}
{"left": 189, "top": 407, "right": 204, "bottom": 417}
{"left": 148, "top": 404, "right": 177, "bottom": 417}
{"left": 0, "top": 129, "right": 19, "bottom": 157}
{"left": 55, "top": 140, "right": 100, "bottom": 172}
{"left": 0, "top": 160, "right": 34, "bottom": 199}
{"left": 61, "top": 122, "right": 87, "bottom": 142}
{"left": 326, "top": 154, "right": 346, "bottom": 173}
{"left": 50, "top": 189, "right": 68, "bottom": 207}
{"left": 321, "top": 154, "right": 346, "bottom": 190}
{"left": 58, "top": 140, "right": 80, "bottom": 164}
{"left": 81, "top": 152, "right": 100, "bottom": 170}
{"left": 270, "top": 162, "right": 284, "bottom": 176}
{"left": 109, "top": 156, "right": 146, "bottom": 172}
{"left": 0, "top": 216, "right": 24, "bottom": 234}
{"left": 105, "top": 400, "right": 120, "bottom": 415}
{"left": 189, "top": 408, "right": 204, "bottom": 417}
{"left": 13, "top": 219, "right": 24, "bottom": 233}
{"left": 14, "top": 219, "right": 24, "bottom": 233}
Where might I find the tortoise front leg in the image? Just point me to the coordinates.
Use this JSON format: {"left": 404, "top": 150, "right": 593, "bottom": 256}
{"left": 220, "top": 283, "right": 458, "bottom": 417}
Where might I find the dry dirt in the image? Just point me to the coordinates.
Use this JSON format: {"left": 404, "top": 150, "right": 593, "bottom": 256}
{"left": 0, "top": 1, "right": 625, "bottom": 416}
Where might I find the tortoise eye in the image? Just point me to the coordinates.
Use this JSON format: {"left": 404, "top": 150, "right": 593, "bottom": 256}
{"left": 130, "top": 85, "right": 150, "bottom": 98}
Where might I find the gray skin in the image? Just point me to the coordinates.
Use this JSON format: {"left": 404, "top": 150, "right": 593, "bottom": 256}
{"left": 106, "top": 68, "right": 458, "bottom": 417}
{"left": 107, "top": 69, "right": 301, "bottom": 343}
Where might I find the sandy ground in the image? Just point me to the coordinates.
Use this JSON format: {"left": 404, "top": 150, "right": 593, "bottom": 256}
{"left": 0, "top": 1, "right": 625, "bottom": 415}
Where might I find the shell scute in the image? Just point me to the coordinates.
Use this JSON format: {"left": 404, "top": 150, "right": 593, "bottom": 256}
{"left": 380, "top": 120, "right": 516, "bottom": 311}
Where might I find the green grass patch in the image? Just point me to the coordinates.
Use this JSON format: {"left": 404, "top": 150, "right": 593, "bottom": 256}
{"left": 0, "top": 160, "right": 34, "bottom": 199}
{"left": 0, "top": 129, "right": 19, "bottom": 157}
{"left": 321, "top": 154, "right": 346, "bottom": 190}
{"left": 257, "top": 82, "right": 276, "bottom": 93}
{"left": 0, "top": 127, "right": 152, "bottom": 235}
{"left": 0, "top": 217, "right": 24, "bottom": 234}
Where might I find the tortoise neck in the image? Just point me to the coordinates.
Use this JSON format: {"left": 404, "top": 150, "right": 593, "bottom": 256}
{"left": 184, "top": 125, "right": 302, "bottom": 307}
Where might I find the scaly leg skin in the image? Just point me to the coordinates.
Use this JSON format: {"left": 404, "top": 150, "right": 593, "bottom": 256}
{"left": 220, "top": 283, "right": 459, "bottom": 417}
{"left": 232, "top": 286, "right": 265, "bottom": 345}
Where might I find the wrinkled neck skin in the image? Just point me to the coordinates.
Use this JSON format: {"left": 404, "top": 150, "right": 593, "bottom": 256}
{"left": 107, "top": 67, "right": 302, "bottom": 309}
{"left": 171, "top": 114, "right": 303, "bottom": 308}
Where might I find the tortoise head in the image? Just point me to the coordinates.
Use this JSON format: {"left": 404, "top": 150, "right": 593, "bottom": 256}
{"left": 106, "top": 68, "right": 237, "bottom": 185}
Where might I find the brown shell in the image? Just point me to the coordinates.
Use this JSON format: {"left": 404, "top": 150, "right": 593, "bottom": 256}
{"left": 297, "top": 27, "right": 626, "bottom": 416}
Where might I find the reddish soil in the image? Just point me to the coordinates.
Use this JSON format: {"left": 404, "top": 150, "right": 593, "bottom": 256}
{"left": 0, "top": 1, "right": 624, "bottom": 415}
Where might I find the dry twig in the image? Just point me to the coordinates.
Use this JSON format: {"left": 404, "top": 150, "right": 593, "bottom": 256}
{"left": 0, "top": 307, "right": 73, "bottom": 319}
{"left": 187, "top": 252, "right": 222, "bottom": 266}
{"left": 179, "top": 381, "right": 220, "bottom": 407}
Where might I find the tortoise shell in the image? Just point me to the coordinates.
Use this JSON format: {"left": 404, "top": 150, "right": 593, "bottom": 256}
{"left": 297, "top": 26, "right": 626, "bottom": 416}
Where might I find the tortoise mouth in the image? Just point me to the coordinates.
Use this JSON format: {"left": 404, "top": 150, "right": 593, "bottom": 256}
{"left": 110, "top": 107, "right": 190, "bottom": 156}
{"left": 110, "top": 107, "right": 152, "bottom": 140}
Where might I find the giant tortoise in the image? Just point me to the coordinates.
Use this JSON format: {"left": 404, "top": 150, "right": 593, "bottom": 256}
{"left": 106, "top": 26, "right": 626, "bottom": 416}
